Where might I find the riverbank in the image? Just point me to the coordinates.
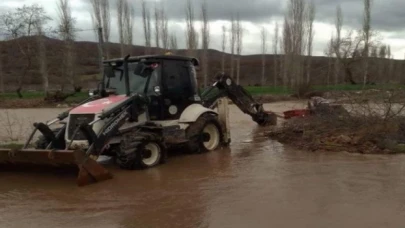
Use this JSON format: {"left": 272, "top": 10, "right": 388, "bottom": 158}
{"left": 267, "top": 102, "right": 405, "bottom": 154}
{"left": 3, "top": 101, "right": 405, "bottom": 228}
{"left": 0, "top": 94, "right": 297, "bottom": 109}
{"left": 1, "top": 84, "right": 402, "bottom": 108}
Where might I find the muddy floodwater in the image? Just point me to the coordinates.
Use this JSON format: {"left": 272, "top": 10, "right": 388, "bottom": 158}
{"left": 1, "top": 101, "right": 405, "bottom": 228}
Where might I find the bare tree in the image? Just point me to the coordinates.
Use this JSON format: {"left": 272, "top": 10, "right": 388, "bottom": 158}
{"left": 185, "top": 0, "right": 198, "bottom": 56}
{"left": 235, "top": 13, "right": 243, "bottom": 85}
{"left": 169, "top": 33, "right": 178, "bottom": 51}
{"left": 221, "top": 25, "right": 227, "bottom": 72}
{"left": 378, "top": 44, "right": 387, "bottom": 82}
{"left": 101, "top": 0, "right": 110, "bottom": 58}
{"left": 36, "top": 22, "right": 49, "bottom": 94}
{"left": 379, "top": 45, "right": 387, "bottom": 58}
{"left": 201, "top": 0, "right": 210, "bottom": 87}
{"left": 387, "top": 45, "right": 391, "bottom": 58}
{"left": 0, "top": 42, "right": 3, "bottom": 93}
{"left": 362, "top": 0, "right": 372, "bottom": 87}
{"left": 57, "top": 0, "right": 79, "bottom": 92}
{"left": 387, "top": 45, "right": 394, "bottom": 82}
{"left": 230, "top": 14, "right": 236, "bottom": 79}
{"left": 1, "top": 4, "right": 50, "bottom": 97}
{"left": 160, "top": 7, "right": 169, "bottom": 51}
{"left": 123, "top": 0, "right": 134, "bottom": 50}
{"left": 334, "top": 5, "right": 342, "bottom": 85}
{"left": 273, "top": 22, "right": 279, "bottom": 87}
{"left": 89, "top": 0, "right": 107, "bottom": 79}
{"left": 117, "top": 0, "right": 125, "bottom": 56}
{"left": 282, "top": 0, "right": 308, "bottom": 89}
{"left": 89, "top": 0, "right": 111, "bottom": 58}
{"left": 330, "top": 0, "right": 378, "bottom": 86}
{"left": 403, "top": 54, "right": 405, "bottom": 84}
{"left": 142, "top": 0, "right": 152, "bottom": 54}
{"left": 154, "top": 3, "right": 161, "bottom": 49}
{"left": 325, "top": 34, "right": 334, "bottom": 86}
{"left": 332, "top": 30, "right": 363, "bottom": 85}
{"left": 260, "top": 26, "right": 267, "bottom": 86}
{"left": 89, "top": 0, "right": 103, "bottom": 68}
{"left": 370, "top": 46, "right": 378, "bottom": 57}
{"left": 306, "top": 0, "right": 315, "bottom": 84}
{"left": 89, "top": 0, "right": 101, "bottom": 35}
{"left": 281, "top": 17, "right": 291, "bottom": 87}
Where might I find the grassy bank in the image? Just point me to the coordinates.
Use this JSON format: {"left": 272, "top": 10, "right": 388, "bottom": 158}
{"left": 1, "top": 84, "right": 402, "bottom": 100}
{"left": 245, "top": 83, "right": 405, "bottom": 95}
{"left": 0, "top": 143, "right": 26, "bottom": 149}
{"left": 0, "top": 83, "right": 403, "bottom": 109}
{"left": 0, "top": 91, "right": 88, "bottom": 101}
{"left": 0, "top": 91, "right": 89, "bottom": 108}
{"left": 268, "top": 102, "right": 405, "bottom": 154}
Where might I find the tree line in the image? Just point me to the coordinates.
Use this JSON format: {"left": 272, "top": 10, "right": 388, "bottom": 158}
{"left": 0, "top": 0, "right": 401, "bottom": 97}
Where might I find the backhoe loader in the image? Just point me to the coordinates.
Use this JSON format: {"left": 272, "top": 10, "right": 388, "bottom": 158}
{"left": 0, "top": 54, "right": 277, "bottom": 186}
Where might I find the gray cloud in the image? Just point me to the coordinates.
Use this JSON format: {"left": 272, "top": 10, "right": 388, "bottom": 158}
{"left": 314, "top": 0, "right": 405, "bottom": 32}
{"left": 156, "top": 0, "right": 283, "bottom": 22}
{"left": 133, "top": 0, "right": 405, "bottom": 33}
{"left": 1, "top": 0, "right": 404, "bottom": 58}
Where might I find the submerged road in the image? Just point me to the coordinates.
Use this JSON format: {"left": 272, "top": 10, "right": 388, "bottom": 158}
{"left": 1, "top": 101, "right": 405, "bottom": 227}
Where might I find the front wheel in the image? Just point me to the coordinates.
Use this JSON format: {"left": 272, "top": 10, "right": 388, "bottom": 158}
{"left": 116, "top": 132, "right": 167, "bottom": 170}
{"left": 185, "top": 113, "right": 223, "bottom": 153}
{"left": 201, "top": 122, "right": 221, "bottom": 151}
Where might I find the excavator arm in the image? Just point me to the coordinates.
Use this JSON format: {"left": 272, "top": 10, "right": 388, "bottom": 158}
{"left": 201, "top": 73, "right": 277, "bottom": 126}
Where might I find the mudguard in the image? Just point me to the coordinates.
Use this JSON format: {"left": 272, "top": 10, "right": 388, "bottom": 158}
{"left": 179, "top": 104, "right": 218, "bottom": 123}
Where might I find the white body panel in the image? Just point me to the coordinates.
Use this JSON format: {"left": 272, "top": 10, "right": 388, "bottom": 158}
{"left": 179, "top": 104, "right": 218, "bottom": 123}
{"left": 65, "top": 102, "right": 220, "bottom": 150}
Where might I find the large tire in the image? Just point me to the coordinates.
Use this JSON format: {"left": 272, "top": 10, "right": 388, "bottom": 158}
{"left": 34, "top": 128, "right": 65, "bottom": 149}
{"left": 116, "top": 131, "right": 167, "bottom": 170}
{"left": 185, "top": 113, "right": 223, "bottom": 154}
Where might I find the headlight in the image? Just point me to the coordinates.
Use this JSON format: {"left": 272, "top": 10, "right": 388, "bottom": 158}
{"left": 154, "top": 86, "right": 161, "bottom": 93}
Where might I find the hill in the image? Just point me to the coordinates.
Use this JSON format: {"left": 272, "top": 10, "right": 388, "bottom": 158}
{"left": 0, "top": 36, "right": 404, "bottom": 92}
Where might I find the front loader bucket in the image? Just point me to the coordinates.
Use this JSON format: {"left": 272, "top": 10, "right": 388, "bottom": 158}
{"left": 73, "top": 150, "right": 113, "bottom": 186}
{"left": 0, "top": 148, "right": 112, "bottom": 186}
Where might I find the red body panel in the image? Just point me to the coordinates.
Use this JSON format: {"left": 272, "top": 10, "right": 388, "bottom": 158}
{"left": 70, "top": 95, "right": 128, "bottom": 114}
{"left": 283, "top": 109, "right": 310, "bottom": 119}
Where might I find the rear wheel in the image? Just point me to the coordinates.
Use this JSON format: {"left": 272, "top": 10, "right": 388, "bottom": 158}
{"left": 116, "top": 131, "right": 167, "bottom": 170}
{"left": 185, "top": 113, "right": 223, "bottom": 153}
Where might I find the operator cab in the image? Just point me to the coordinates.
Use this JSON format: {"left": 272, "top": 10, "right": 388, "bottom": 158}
{"left": 101, "top": 55, "right": 202, "bottom": 121}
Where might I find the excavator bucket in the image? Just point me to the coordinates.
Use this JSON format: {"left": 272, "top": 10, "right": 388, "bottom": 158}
{"left": 0, "top": 148, "right": 112, "bottom": 186}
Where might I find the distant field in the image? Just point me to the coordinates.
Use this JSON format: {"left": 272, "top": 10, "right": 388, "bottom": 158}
{"left": 0, "top": 83, "right": 403, "bottom": 100}
{"left": 245, "top": 84, "right": 405, "bottom": 95}
{"left": 245, "top": 86, "right": 291, "bottom": 95}
{"left": 0, "top": 91, "right": 88, "bottom": 102}
{"left": 314, "top": 84, "right": 405, "bottom": 91}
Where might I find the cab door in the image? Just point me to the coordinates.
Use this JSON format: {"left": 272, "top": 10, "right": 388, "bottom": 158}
{"left": 144, "top": 62, "right": 165, "bottom": 121}
{"left": 161, "top": 60, "right": 195, "bottom": 120}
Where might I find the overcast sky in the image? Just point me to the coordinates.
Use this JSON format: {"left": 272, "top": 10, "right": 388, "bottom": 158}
{"left": 1, "top": 0, "right": 404, "bottom": 59}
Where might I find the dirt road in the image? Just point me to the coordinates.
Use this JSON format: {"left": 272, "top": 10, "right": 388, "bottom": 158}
{"left": 1, "top": 101, "right": 405, "bottom": 227}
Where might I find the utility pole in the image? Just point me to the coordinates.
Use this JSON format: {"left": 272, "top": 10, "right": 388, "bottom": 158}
{"left": 97, "top": 27, "right": 105, "bottom": 79}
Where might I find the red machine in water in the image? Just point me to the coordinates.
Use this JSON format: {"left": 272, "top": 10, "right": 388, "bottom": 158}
{"left": 0, "top": 54, "right": 278, "bottom": 186}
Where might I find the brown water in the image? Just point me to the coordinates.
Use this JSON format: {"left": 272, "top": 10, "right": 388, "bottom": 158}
{"left": 2, "top": 102, "right": 405, "bottom": 228}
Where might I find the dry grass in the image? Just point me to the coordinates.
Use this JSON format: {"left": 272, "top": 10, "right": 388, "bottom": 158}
{"left": 0, "top": 98, "right": 49, "bottom": 108}
{"left": 269, "top": 91, "right": 405, "bottom": 154}
{"left": 0, "top": 110, "right": 35, "bottom": 142}
{"left": 269, "top": 115, "right": 405, "bottom": 154}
